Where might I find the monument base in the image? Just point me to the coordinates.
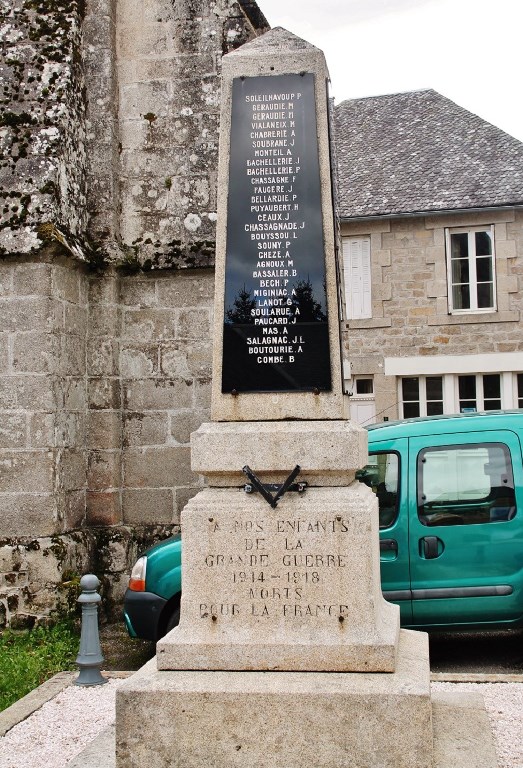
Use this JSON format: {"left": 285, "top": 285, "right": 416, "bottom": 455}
{"left": 157, "top": 484, "right": 400, "bottom": 673}
{"left": 117, "top": 630, "right": 480, "bottom": 768}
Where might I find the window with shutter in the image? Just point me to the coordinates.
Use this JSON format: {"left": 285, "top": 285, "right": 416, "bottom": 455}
{"left": 342, "top": 237, "right": 372, "bottom": 319}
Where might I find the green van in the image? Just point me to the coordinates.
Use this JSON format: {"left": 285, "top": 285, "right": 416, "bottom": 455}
{"left": 124, "top": 410, "right": 523, "bottom": 641}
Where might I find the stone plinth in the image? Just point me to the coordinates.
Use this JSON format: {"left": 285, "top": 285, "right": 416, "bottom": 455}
{"left": 157, "top": 483, "right": 399, "bottom": 672}
{"left": 118, "top": 631, "right": 432, "bottom": 768}
{"left": 191, "top": 420, "right": 368, "bottom": 486}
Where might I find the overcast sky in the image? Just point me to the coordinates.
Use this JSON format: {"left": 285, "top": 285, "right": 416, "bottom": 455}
{"left": 258, "top": 0, "right": 523, "bottom": 142}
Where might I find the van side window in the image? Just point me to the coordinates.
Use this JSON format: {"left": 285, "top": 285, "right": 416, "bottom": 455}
{"left": 417, "top": 443, "right": 516, "bottom": 526}
{"left": 356, "top": 452, "right": 400, "bottom": 528}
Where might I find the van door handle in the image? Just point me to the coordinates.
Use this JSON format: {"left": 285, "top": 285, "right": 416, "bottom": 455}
{"left": 380, "top": 539, "right": 398, "bottom": 561}
{"left": 420, "top": 536, "right": 443, "bottom": 559}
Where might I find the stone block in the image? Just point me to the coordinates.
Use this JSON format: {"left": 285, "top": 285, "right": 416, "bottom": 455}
{"left": 52, "top": 265, "right": 82, "bottom": 305}
{"left": 64, "top": 304, "right": 88, "bottom": 335}
{"left": 0, "top": 378, "right": 17, "bottom": 409}
{"left": 89, "top": 273, "right": 120, "bottom": 305}
{"left": 87, "top": 337, "right": 119, "bottom": 377}
{"left": 121, "top": 147, "right": 190, "bottom": 180}
{"left": 124, "top": 445, "right": 195, "bottom": 489}
{"left": 29, "top": 413, "right": 55, "bottom": 448}
{"left": 89, "top": 378, "right": 121, "bottom": 410}
{"left": 0, "top": 334, "right": 8, "bottom": 374}
{"left": 0, "top": 451, "right": 55, "bottom": 494}
{"left": 496, "top": 239, "right": 517, "bottom": 260}
{"left": 0, "top": 297, "right": 56, "bottom": 333}
{"left": 123, "top": 488, "right": 174, "bottom": 525}
{"left": 191, "top": 420, "right": 368, "bottom": 486}
{"left": 60, "top": 449, "right": 87, "bottom": 491}
{"left": 123, "top": 412, "right": 168, "bottom": 446}
{"left": 159, "top": 342, "right": 190, "bottom": 378}
{"left": 120, "top": 80, "right": 170, "bottom": 120}
{"left": 156, "top": 270, "right": 215, "bottom": 308}
{"left": 86, "top": 490, "right": 122, "bottom": 526}
{"left": 118, "top": 23, "right": 169, "bottom": 60}
{"left": 119, "top": 119, "right": 149, "bottom": 152}
{"left": 120, "top": 345, "right": 158, "bottom": 378}
{"left": 13, "top": 264, "right": 53, "bottom": 296}
{"left": 118, "top": 631, "right": 431, "bottom": 768}
{"left": 0, "top": 493, "right": 57, "bottom": 537}
{"left": 64, "top": 378, "right": 87, "bottom": 411}
{"left": 88, "top": 410, "right": 122, "bottom": 450}
{"left": 24, "top": 541, "right": 62, "bottom": 584}
{"left": 121, "top": 277, "right": 157, "bottom": 308}
{"left": 122, "top": 308, "right": 175, "bottom": 342}
{"left": 12, "top": 332, "right": 60, "bottom": 374}
{"left": 0, "top": 265, "right": 13, "bottom": 296}
{"left": 62, "top": 490, "right": 86, "bottom": 530}
{"left": 170, "top": 410, "right": 206, "bottom": 445}
{"left": 60, "top": 334, "right": 86, "bottom": 376}
{"left": 193, "top": 378, "right": 211, "bottom": 408}
{"left": 0, "top": 414, "right": 27, "bottom": 448}
{"left": 124, "top": 378, "right": 193, "bottom": 411}
{"left": 89, "top": 304, "right": 119, "bottom": 338}
{"left": 177, "top": 308, "right": 210, "bottom": 340}
{"left": 88, "top": 449, "right": 120, "bottom": 489}
{"left": 159, "top": 483, "right": 399, "bottom": 672}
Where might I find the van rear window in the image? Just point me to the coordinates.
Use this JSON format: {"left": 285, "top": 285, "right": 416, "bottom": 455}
{"left": 417, "top": 442, "right": 516, "bottom": 526}
{"left": 356, "top": 452, "right": 400, "bottom": 528}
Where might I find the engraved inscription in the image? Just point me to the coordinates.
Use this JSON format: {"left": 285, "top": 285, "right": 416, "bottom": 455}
{"left": 222, "top": 74, "right": 331, "bottom": 393}
{"left": 201, "top": 517, "right": 351, "bottom": 620}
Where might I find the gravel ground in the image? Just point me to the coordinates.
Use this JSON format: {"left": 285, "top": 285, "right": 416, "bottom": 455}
{"left": 0, "top": 679, "right": 521, "bottom": 768}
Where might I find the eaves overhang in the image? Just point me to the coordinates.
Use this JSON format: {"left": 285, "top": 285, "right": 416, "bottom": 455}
{"left": 338, "top": 203, "right": 523, "bottom": 224}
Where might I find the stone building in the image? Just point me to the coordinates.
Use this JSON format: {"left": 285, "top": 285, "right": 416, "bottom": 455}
{"left": 1, "top": 4, "right": 522, "bottom": 627}
{"left": 0, "top": 0, "right": 268, "bottom": 626}
{"left": 335, "top": 90, "right": 523, "bottom": 426}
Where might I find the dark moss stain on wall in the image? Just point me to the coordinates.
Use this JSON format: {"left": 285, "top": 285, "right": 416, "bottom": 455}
{"left": 0, "top": 0, "right": 88, "bottom": 253}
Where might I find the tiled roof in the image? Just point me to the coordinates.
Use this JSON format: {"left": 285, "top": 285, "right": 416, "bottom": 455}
{"left": 334, "top": 89, "right": 523, "bottom": 219}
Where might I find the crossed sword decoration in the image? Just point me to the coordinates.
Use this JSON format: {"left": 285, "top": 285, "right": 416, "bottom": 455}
{"left": 242, "top": 464, "right": 306, "bottom": 508}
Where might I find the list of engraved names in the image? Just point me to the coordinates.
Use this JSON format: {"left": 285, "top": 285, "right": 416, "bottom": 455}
{"left": 245, "top": 88, "right": 303, "bottom": 366}
{"left": 222, "top": 74, "right": 331, "bottom": 393}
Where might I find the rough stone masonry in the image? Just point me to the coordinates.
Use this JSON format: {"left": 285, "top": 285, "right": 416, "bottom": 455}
{"left": 0, "top": 0, "right": 268, "bottom": 627}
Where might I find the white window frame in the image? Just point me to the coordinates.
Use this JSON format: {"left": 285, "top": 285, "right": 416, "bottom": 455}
{"left": 398, "top": 372, "right": 523, "bottom": 418}
{"left": 454, "top": 373, "right": 504, "bottom": 412}
{"left": 342, "top": 236, "right": 372, "bottom": 320}
{"left": 445, "top": 225, "right": 497, "bottom": 314}
{"left": 514, "top": 373, "right": 523, "bottom": 409}
{"left": 398, "top": 375, "right": 446, "bottom": 419}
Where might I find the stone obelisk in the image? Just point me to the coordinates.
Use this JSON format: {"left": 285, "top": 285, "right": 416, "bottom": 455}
{"left": 116, "top": 28, "right": 498, "bottom": 768}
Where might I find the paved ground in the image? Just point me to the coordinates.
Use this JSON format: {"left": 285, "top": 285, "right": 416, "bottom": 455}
{"left": 98, "top": 622, "right": 155, "bottom": 671}
{"left": 1, "top": 623, "right": 521, "bottom": 768}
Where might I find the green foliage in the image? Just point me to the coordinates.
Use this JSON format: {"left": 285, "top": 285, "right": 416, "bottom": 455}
{"left": 0, "top": 621, "right": 79, "bottom": 713}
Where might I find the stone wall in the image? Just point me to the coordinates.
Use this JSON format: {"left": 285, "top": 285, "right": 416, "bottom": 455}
{"left": 0, "top": 0, "right": 89, "bottom": 257}
{"left": 340, "top": 209, "right": 522, "bottom": 420}
{"left": 85, "top": 0, "right": 268, "bottom": 267}
{"left": 0, "top": 252, "right": 89, "bottom": 539}
{"left": 120, "top": 268, "right": 214, "bottom": 528}
{"left": 0, "top": 0, "right": 267, "bottom": 626}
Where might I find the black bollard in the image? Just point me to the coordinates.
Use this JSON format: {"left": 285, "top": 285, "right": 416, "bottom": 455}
{"left": 74, "top": 574, "right": 108, "bottom": 686}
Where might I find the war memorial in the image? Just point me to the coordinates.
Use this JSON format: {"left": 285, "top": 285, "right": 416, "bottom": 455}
{"left": 115, "top": 27, "right": 498, "bottom": 768}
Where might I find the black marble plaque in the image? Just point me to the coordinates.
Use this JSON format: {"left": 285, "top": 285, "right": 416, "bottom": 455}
{"left": 222, "top": 73, "right": 332, "bottom": 393}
